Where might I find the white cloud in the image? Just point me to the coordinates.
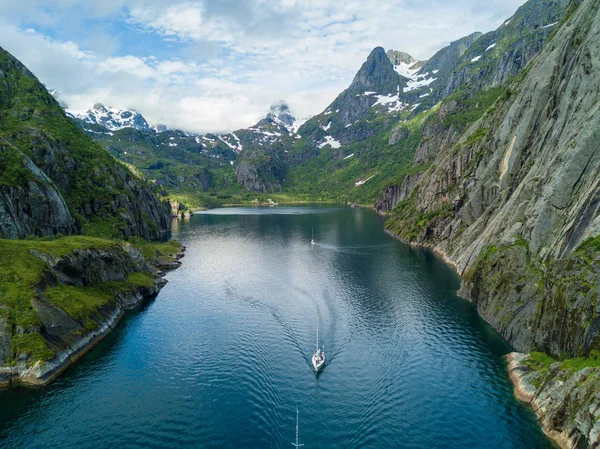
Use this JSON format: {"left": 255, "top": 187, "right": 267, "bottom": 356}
{"left": 0, "top": 0, "right": 528, "bottom": 133}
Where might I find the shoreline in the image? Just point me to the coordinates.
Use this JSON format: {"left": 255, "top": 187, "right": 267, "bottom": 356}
{"left": 190, "top": 200, "right": 376, "bottom": 211}
{"left": 0, "top": 248, "right": 185, "bottom": 388}
{"left": 381, "top": 224, "right": 573, "bottom": 449}
{"left": 505, "top": 353, "right": 585, "bottom": 449}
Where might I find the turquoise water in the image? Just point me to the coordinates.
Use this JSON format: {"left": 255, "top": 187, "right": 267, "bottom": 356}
{"left": 0, "top": 206, "right": 553, "bottom": 448}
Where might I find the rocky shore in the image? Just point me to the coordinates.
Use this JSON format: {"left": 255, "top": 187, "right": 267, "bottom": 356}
{"left": 507, "top": 353, "right": 600, "bottom": 449}
{"left": 0, "top": 241, "right": 186, "bottom": 388}
{"left": 0, "top": 283, "right": 162, "bottom": 387}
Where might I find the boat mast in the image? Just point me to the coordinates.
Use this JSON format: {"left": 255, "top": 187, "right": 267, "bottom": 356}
{"left": 316, "top": 316, "right": 319, "bottom": 351}
{"left": 292, "top": 407, "right": 304, "bottom": 448}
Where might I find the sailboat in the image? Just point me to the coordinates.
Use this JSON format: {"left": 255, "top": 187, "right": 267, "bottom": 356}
{"left": 291, "top": 407, "right": 304, "bottom": 448}
{"left": 311, "top": 317, "right": 325, "bottom": 372}
{"left": 311, "top": 227, "right": 316, "bottom": 245}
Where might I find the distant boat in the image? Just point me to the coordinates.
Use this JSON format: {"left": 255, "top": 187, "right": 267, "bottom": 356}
{"left": 311, "top": 227, "right": 316, "bottom": 245}
{"left": 312, "top": 317, "right": 325, "bottom": 372}
{"left": 292, "top": 407, "right": 304, "bottom": 448}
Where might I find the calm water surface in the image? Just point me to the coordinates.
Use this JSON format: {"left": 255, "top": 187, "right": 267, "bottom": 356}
{"left": 0, "top": 206, "right": 554, "bottom": 448}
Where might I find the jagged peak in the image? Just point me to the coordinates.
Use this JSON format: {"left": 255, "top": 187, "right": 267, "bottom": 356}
{"left": 348, "top": 46, "right": 398, "bottom": 94}
{"left": 386, "top": 50, "right": 417, "bottom": 66}
{"left": 265, "top": 100, "right": 298, "bottom": 133}
{"left": 74, "top": 103, "right": 151, "bottom": 132}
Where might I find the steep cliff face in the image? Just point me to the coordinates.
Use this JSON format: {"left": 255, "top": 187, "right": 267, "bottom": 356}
{"left": 417, "top": 32, "right": 483, "bottom": 88}
{"left": 383, "top": 0, "right": 600, "bottom": 358}
{"left": 0, "top": 46, "right": 170, "bottom": 240}
{"left": 0, "top": 140, "right": 76, "bottom": 238}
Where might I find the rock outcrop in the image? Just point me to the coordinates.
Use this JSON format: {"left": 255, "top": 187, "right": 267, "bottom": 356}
{"left": 0, "top": 239, "right": 184, "bottom": 387}
{"left": 507, "top": 353, "right": 600, "bottom": 449}
{"left": 0, "top": 141, "right": 77, "bottom": 238}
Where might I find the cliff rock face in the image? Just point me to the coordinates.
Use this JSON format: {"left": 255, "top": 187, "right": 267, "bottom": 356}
{"left": 0, "top": 46, "right": 170, "bottom": 240}
{"left": 0, "top": 141, "right": 77, "bottom": 238}
{"left": 375, "top": 174, "right": 421, "bottom": 212}
{"left": 418, "top": 32, "right": 483, "bottom": 86}
{"left": 442, "top": 0, "right": 568, "bottom": 98}
{"left": 382, "top": 0, "right": 600, "bottom": 358}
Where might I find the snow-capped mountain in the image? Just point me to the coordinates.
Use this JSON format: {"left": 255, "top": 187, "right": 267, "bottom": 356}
{"left": 265, "top": 101, "right": 300, "bottom": 134}
{"left": 73, "top": 103, "right": 151, "bottom": 132}
{"left": 203, "top": 101, "right": 300, "bottom": 155}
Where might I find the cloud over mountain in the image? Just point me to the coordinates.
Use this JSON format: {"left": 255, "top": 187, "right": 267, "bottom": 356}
{"left": 0, "top": 0, "right": 527, "bottom": 133}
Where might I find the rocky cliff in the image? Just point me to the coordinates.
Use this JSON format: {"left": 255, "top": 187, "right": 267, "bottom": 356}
{"left": 381, "top": 0, "right": 600, "bottom": 359}
{"left": 0, "top": 237, "right": 184, "bottom": 386}
{"left": 0, "top": 46, "right": 170, "bottom": 240}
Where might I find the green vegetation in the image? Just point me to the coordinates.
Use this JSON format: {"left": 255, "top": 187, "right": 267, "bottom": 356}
{"left": 442, "top": 86, "right": 509, "bottom": 132}
{"left": 577, "top": 235, "right": 600, "bottom": 253}
{"left": 10, "top": 333, "right": 55, "bottom": 363}
{"left": 561, "top": 350, "right": 600, "bottom": 371}
{"left": 0, "top": 145, "right": 34, "bottom": 187}
{"left": 128, "top": 237, "right": 182, "bottom": 267}
{"left": 527, "top": 350, "right": 600, "bottom": 374}
{"left": 0, "top": 235, "right": 178, "bottom": 365}
{"left": 45, "top": 285, "right": 114, "bottom": 330}
{"left": 0, "top": 47, "right": 167, "bottom": 240}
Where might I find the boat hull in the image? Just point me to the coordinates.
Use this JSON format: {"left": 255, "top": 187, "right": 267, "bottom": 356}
{"left": 312, "top": 354, "right": 325, "bottom": 372}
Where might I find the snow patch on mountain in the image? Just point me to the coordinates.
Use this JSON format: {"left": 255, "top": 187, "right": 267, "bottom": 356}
{"left": 542, "top": 22, "right": 558, "bottom": 29}
{"left": 73, "top": 103, "right": 151, "bottom": 131}
{"left": 355, "top": 175, "right": 375, "bottom": 187}
{"left": 391, "top": 59, "right": 437, "bottom": 94}
{"left": 218, "top": 135, "right": 242, "bottom": 153}
{"left": 318, "top": 136, "right": 342, "bottom": 149}
{"left": 393, "top": 61, "right": 420, "bottom": 80}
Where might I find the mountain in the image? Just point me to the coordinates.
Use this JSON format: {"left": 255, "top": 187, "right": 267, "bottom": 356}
{"left": 73, "top": 103, "right": 151, "bottom": 132}
{"left": 377, "top": 0, "right": 600, "bottom": 444}
{"left": 265, "top": 101, "right": 300, "bottom": 134}
{"left": 74, "top": 101, "right": 302, "bottom": 202}
{"left": 74, "top": 0, "right": 570, "bottom": 206}
{"left": 0, "top": 46, "right": 179, "bottom": 383}
{"left": 0, "top": 46, "right": 170, "bottom": 240}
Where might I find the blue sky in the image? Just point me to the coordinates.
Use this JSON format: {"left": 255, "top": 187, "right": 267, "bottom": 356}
{"left": 0, "top": 0, "right": 527, "bottom": 133}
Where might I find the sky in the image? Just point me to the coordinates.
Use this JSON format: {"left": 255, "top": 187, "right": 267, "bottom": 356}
{"left": 0, "top": 0, "right": 527, "bottom": 133}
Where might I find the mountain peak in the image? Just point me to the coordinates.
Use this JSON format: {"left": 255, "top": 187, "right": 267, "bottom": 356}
{"left": 349, "top": 46, "right": 399, "bottom": 94}
{"left": 75, "top": 104, "right": 151, "bottom": 132}
{"left": 266, "top": 100, "right": 298, "bottom": 133}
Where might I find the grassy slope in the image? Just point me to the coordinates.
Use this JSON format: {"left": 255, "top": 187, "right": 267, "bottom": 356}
{"left": 0, "top": 236, "right": 181, "bottom": 364}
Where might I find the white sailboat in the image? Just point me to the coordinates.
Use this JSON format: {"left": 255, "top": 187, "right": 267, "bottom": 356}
{"left": 311, "top": 227, "right": 316, "bottom": 245}
{"left": 311, "top": 317, "right": 325, "bottom": 372}
{"left": 291, "top": 407, "right": 304, "bottom": 448}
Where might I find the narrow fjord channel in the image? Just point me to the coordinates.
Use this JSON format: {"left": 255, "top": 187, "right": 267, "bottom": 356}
{"left": 0, "top": 206, "right": 553, "bottom": 448}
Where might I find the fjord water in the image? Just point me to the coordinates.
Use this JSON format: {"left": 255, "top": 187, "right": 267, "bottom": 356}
{"left": 0, "top": 206, "right": 552, "bottom": 448}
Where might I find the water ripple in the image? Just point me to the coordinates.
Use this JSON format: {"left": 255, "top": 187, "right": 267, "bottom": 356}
{"left": 0, "top": 207, "right": 554, "bottom": 449}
